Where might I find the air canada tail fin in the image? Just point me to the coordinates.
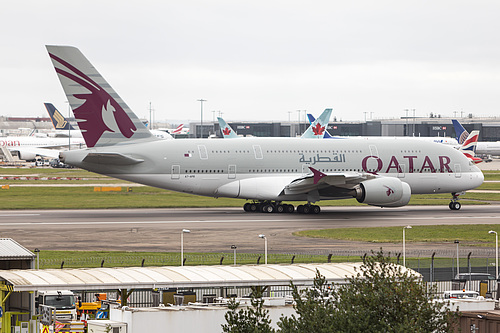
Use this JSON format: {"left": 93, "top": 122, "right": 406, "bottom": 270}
{"left": 44, "top": 103, "right": 75, "bottom": 130}
{"left": 301, "top": 108, "right": 332, "bottom": 139}
{"left": 452, "top": 119, "right": 469, "bottom": 144}
{"left": 459, "top": 130, "right": 482, "bottom": 164}
{"left": 46, "top": 45, "right": 157, "bottom": 148}
{"left": 218, "top": 117, "right": 238, "bottom": 138}
{"left": 307, "top": 113, "right": 333, "bottom": 138}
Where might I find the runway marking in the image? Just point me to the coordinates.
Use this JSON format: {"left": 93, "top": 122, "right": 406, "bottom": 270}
{"left": 0, "top": 215, "right": 496, "bottom": 226}
{"left": 0, "top": 214, "right": 40, "bottom": 217}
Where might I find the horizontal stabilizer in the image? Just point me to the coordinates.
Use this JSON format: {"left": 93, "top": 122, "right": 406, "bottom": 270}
{"left": 82, "top": 152, "right": 144, "bottom": 165}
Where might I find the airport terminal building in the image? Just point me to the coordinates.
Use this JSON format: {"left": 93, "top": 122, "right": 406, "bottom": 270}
{"left": 190, "top": 116, "right": 500, "bottom": 141}
{"left": 2, "top": 115, "right": 500, "bottom": 141}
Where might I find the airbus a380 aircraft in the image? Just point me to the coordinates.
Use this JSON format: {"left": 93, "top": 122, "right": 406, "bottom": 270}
{"left": 47, "top": 46, "right": 484, "bottom": 213}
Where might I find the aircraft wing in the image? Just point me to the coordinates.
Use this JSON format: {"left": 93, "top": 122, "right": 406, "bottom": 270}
{"left": 82, "top": 152, "right": 144, "bottom": 165}
{"left": 284, "top": 168, "right": 371, "bottom": 195}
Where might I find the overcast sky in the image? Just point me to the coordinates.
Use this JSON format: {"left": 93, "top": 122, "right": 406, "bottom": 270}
{"left": 2, "top": 0, "right": 500, "bottom": 124}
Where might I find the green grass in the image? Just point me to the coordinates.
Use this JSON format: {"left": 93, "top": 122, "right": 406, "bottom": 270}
{"left": 37, "top": 250, "right": 350, "bottom": 269}
{"left": 294, "top": 224, "right": 500, "bottom": 245}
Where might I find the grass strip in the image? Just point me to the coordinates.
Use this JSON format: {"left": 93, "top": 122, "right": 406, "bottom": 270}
{"left": 294, "top": 224, "right": 500, "bottom": 244}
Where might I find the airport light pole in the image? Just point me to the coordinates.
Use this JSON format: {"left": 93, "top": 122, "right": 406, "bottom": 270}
{"left": 181, "top": 229, "right": 190, "bottom": 266}
{"left": 454, "top": 240, "right": 460, "bottom": 277}
{"left": 403, "top": 225, "right": 412, "bottom": 267}
{"left": 259, "top": 234, "right": 267, "bottom": 264}
{"left": 231, "top": 245, "right": 237, "bottom": 265}
{"left": 489, "top": 230, "right": 498, "bottom": 279}
{"left": 197, "top": 99, "right": 206, "bottom": 138}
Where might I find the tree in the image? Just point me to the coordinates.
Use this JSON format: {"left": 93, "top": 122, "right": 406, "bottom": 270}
{"left": 223, "top": 250, "right": 458, "bottom": 333}
{"left": 279, "top": 250, "right": 458, "bottom": 333}
{"left": 222, "top": 287, "right": 276, "bottom": 333}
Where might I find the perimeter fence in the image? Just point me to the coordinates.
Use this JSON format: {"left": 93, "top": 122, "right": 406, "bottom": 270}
{"left": 39, "top": 248, "right": 500, "bottom": 282}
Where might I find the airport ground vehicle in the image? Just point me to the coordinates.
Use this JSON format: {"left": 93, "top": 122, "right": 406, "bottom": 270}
{"left": 454, "top": 273, "right": 496, "bottom": 281}
{"left": 36, "top": 290, "right": 77, "bottom": 321}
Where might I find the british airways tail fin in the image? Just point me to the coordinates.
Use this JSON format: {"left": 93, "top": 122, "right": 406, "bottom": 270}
{"left": 306, "top": 113, "right": 333, "bottom": 138}
{"left": 46, "top": 45, "right": 157, "bottom": 148}
{"left": 459, "top": 130, "right": 482, "bottom": 164}
{"left": 301, "top": 109, "right": 331, "bottom": 138}
{"left": 452, "top": 119, "right": 469, "bottom": 144}
{"left": 44, "top": 103, "right": 75, "bottom": 130}
{"left": 217, "top": 117, "right": 238, "bottom": 138}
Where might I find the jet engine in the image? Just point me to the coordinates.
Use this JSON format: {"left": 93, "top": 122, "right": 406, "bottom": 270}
{"left": 355, "top": 177, "right": 411, "bottom": 207}
{"left": 16, "top": 151, "right": 37, "bottom": 162}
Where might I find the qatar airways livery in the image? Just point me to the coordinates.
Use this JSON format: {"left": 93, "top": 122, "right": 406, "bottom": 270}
{"left": 47, "top": 46, "right": 483, "bottom": 213}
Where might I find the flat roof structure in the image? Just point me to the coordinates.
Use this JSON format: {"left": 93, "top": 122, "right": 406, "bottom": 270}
{"left": 0, "top": 262, "right": 422, "bottom": 292}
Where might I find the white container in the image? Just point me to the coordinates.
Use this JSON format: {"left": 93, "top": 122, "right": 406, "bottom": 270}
{"left": 87, "top": 320, "right": 127, "bottom": 333}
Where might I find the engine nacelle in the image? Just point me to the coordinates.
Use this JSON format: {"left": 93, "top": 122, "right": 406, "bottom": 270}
{"left": 355, "top": 177, "right": 411, "bottom": 207}
{"left": 17, "top": 151, "right": 37, "bottom": 161}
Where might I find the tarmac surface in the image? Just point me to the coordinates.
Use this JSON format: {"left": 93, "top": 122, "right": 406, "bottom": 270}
{"left": 1, "top": 205, "right": 499, "bottom": 256}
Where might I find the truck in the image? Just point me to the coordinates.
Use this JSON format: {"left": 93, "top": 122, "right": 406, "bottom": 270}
{"left": 36, "top": 290, "right": 77, "bottom": 321}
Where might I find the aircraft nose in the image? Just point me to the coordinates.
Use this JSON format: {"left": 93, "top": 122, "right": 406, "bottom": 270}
{"left": 473, "top": 168, "right": 484, "bottom": 188}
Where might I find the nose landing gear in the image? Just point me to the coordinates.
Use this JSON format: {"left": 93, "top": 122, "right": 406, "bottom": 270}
{"left": 449, "top": 192, "right": 462, "bottom": 210}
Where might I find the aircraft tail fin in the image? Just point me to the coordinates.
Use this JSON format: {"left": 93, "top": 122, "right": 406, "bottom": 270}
{"left": 452, "top": 119, "right": 469, "bottom": 144}
{"left": 170, "top": 124, "right": 184, "bottom": 135}
{"left": 459, "top": 130, "right": 482, "bottom": 164}
{"left": 301, "top": 109, "right": 332, "bottom": 138}
{"left": 306, "top": 113, "right": 334, "bottom": 138}
{"left": 46, "top": 45, "right": 157, "bottom": 148}
{"left": 44, "top": 103, "right": 75, "bottom": 130}
{"left": 218, "top": 117, "right": 238, "bottom": 138}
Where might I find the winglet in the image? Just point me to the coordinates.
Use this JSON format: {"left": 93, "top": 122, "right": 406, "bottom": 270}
{"left": 301, "top": 108, "right": 332, "bottom": 139}
{"left": 309, "top": 167, "right": 327, "bottom": 184}
{"left": 217, "top": 117, "right": 238, "bottom": 138}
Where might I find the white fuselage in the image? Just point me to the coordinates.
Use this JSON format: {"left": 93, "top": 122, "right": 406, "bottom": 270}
{"left": 61, "top": 136, "right": 484, "bottom": 202}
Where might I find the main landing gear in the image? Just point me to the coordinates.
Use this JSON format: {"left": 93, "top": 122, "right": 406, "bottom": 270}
{"left": 449, "top": 192, "right": 462, "bottom": 210}
{"left": 243, "top": 201, "right": 321, "bottom": 214}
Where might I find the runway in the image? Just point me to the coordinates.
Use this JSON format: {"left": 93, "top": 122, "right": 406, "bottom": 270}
{"left": 2, "top": 205, "right": 500, "bottom": 254}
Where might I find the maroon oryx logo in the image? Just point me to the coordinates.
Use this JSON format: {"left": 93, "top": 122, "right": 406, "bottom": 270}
{"left": 49, "top": 53, "right": 136, "bottom": 147}
{"left": 384, "top": 185, "right": 395, "bottom": 196}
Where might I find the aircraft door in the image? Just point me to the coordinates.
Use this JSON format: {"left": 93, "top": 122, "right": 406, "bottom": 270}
{"left": 171, "top": 165, "right": 180, "bottom": 179}
{"left": 369, "top": 145, "right": 379, "bottom": 157}
{"left": 454, "top": 164, "right": 461, "bottom": 178}
{"left": 253, "top": 145, "right": 263, "bottom": 159}
{"left": 228, "top": 165, "right": 236, "bottom": 179}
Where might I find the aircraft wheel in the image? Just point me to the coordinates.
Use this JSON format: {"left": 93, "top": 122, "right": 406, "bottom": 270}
{"left": 244, "top": 203, "right": 251, "bottom": 212}
{"left": 263, "top": 204, "right": 275, "bottom": 213}
{"left": 297, "top": 205, "right": 304, "bottom": 214}
{"left": 451, "top": 202, "right": 461, "bottom": 210}
{"left": 285, "top": 204, "right": 295, "bottom": 213}
{"left": 276, "top": 205, "right": 284, "bottom": 213}
{"left": 310, "top": 205, "right": 321, "bottom": 214}
{"left": 249, "top": 203, "right": 258, "bottom": 212}
{"left": 302, "top": 205, "right": 310, "bottom": 214}
{"left": 448, "top": 202, "right": 453, "bottom": 210}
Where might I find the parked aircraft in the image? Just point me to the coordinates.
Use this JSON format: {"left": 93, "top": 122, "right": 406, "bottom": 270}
{"left": 307, "top": 113, "right": 458, "bottom": 145}
{"left": 453, "top": 119, "right": 500, "bottom": 156}
{"left": 47, "top": 46, "right": 483, "bottom": 212}
{"left": 459, "top": 130, "right": 482, "bottom": 164}
{"left": 218, "top": 117, "right": 239, "bottom": 138}
{"left": 218, "top": 109, "right": 331, "bottom": 139}
{"left": 169, "top": 124, "right": 189, "bottom": 135}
